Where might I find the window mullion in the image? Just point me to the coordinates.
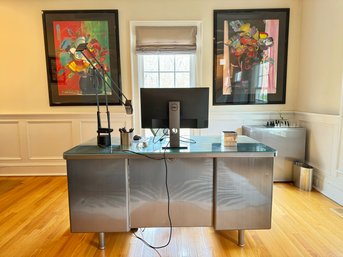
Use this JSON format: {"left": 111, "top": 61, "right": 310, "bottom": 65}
{"left": 190, "top": 54, "right": 195, "bottom": 87}
{"left": 173, "top": 55, "right": 176, "bottom": 88}
{"left": 158, "top": 55, "right": 161, "bottom": 88}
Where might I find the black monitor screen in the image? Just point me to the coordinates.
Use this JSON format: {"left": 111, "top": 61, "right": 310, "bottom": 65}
{"left": 140, "top": 88, "right": 209, "bottom": 129}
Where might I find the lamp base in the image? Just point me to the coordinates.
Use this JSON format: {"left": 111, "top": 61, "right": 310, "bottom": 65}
{"left": 97, "top": 135, "right": 111, "bottom": 147}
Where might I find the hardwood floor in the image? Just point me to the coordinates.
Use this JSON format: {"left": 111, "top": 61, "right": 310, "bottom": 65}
{"left": 0, "top": 176, "right": 342, "bottom": 257}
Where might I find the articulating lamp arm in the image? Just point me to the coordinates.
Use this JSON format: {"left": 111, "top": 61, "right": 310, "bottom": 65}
{"left": 75, "top": 43, "right": 133, "bottom": 115}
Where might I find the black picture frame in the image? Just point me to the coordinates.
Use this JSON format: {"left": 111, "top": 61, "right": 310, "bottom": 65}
{"left": 42, "top": 10, "right": 122, "bottom": 106}
{"left": 213, "top": 9, "right": 289, "bottom": 105}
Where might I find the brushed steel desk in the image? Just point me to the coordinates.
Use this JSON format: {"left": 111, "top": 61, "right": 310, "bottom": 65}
{"left": 63, "top": 135, "right": 276, "bottom": 249}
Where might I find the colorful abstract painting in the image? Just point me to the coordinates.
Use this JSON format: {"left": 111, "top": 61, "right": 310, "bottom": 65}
{"left": 53, "top": 20, "right": 110, "bottom": 96}
{"left": 43, "top": 10, "right": 121, "bottom": 106}
{"left": 213, "top": 9, "right": 289, "bottom": 105}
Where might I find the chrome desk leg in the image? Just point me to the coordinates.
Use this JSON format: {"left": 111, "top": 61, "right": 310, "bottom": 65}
{"left": 99, "top": 232, "right": 105, "bottom": 250}
{"left": 238, "top": 230, "right": 245, "bottom": 247}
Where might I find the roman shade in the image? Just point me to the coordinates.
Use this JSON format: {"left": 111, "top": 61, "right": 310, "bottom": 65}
{"left": 136, "top": 26, "right": 197, "bottom": 53}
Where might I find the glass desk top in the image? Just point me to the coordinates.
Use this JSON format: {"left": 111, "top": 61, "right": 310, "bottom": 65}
{"left": 64, "top": 135, "right": 277, "bottom": 160}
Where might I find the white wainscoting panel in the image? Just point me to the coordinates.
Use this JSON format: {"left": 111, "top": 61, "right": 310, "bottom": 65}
{"left": 80, "top": 121, "right": 97, "bottom": 144}
{"left": 1, "top": 111, "right": 343, "bottom": 205}
{"left": 27, "top": 121, "right": 73, "bottom": 160}
{"left": 0, "top": 113, "right": 132, "bottom": 176}
{"left": 301, "top": 119, "right": 336, "bottom": 173}
{"left": 0, "top": 121, "right": 21, "bottom": 160}
{"left": 296, "top": 112, "right": 343, "bottom": 205}
{"left": 337, "top": 117, "right": 343, "bottom": 173}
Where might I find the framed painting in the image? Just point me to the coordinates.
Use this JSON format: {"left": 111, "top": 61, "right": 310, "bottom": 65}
{"left": 42, "top": 10, "right": 122, "bottom": 106}
{"left": 213, "top": 9, "right": 289, "bottom": 105}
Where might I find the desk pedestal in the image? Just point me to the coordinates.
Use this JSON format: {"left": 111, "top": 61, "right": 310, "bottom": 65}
{"left": 66, "top": 156, "right": 273, "bottom": 248}
{"left": 64, "top": 136, "right": 276, "bottom": 249}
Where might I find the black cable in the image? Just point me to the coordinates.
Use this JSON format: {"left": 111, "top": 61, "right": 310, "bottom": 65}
{"left": 128, "top": 143, "right": 173, "bottom": 249}
{"left": 134, "top": 228, "right": 163, "bottom": 257}
{"left": 151, "top": 129, "right": 196, "bottom": 146}
{"left": 152, "top": 128, "right": 159, "bottom": 143}
{"left": 152, "top": 129, "right": 169, "bottom": 144}
{"left": 180, "top": 135, "right": 197, "bottom": 144}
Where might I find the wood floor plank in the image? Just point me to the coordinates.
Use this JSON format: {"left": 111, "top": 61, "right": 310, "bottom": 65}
{"left": 0, "top": 177, "right": 342, "bottom": 257}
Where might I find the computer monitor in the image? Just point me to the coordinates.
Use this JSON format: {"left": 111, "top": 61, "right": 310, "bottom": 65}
{"left": 140, "top": 87, "right": 209, "bottom": 149}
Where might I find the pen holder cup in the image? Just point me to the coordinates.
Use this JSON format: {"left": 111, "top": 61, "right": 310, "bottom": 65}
{"left": 223, "top": 131, "right": 237, "bottom": 147}
{"left": 120, "top": 132, "right": 132, "bottom": 147}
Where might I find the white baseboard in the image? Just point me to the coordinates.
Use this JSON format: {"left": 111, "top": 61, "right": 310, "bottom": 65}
{"left": 313, "top": 174, "right": 343, "bottom": 205}
{"left": 0, "top": 165, "right": 66, "bottom": 176}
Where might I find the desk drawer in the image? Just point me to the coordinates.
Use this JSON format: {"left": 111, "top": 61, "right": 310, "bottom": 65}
{"left": 129, "top": 158, "right": 213, "bottom": 228}
{"left": 214, "top": 157, "right": 273, "bottom": 230}
{"left": 67, "top": 159, "right": 129, "bottom": 232}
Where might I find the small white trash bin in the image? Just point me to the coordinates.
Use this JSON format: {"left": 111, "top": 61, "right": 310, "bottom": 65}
{"left": 293, "top": 161, "right": 313, "bottom": 191}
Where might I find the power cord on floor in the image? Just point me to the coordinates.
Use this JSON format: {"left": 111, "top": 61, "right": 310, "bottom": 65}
{"left": 134, "top": 228, "right": 163, "bottom": 257}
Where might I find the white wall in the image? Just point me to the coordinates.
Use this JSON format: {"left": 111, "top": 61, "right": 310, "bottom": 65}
{"left": 296, "top": 0, "right": 343, "bottom": 115}
{"left": 296, "top": 0, "right": 343, "bottom": 204}
{"left": 0, "top": 0, "right": 301, "bottom": 114}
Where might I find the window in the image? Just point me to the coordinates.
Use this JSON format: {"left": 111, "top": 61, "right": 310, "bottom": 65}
{"left": 130, "top": 21, "right": 202, "bottom": 136}
{"left": 138, "top": 54, "right": 195, "bottom": 88}
{"left": 138, "top": 53, "right": 196, "bottom": 138}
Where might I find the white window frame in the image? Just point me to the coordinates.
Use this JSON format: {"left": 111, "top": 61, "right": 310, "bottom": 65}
{"left": 130, "top": 21, "right": 203, "bottom": 136}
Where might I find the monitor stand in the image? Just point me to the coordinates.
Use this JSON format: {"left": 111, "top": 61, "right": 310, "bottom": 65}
{"left": 162, "top": 101, "right": 187, "bottom": 150}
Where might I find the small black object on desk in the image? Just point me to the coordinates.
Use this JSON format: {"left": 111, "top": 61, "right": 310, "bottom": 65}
{"left": 133, "top": 135, "right": 141, "bottom": 141}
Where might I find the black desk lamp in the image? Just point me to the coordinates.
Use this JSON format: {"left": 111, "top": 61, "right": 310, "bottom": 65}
{"left": 76, "top": 43, "right": 133, "bottom": 147}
